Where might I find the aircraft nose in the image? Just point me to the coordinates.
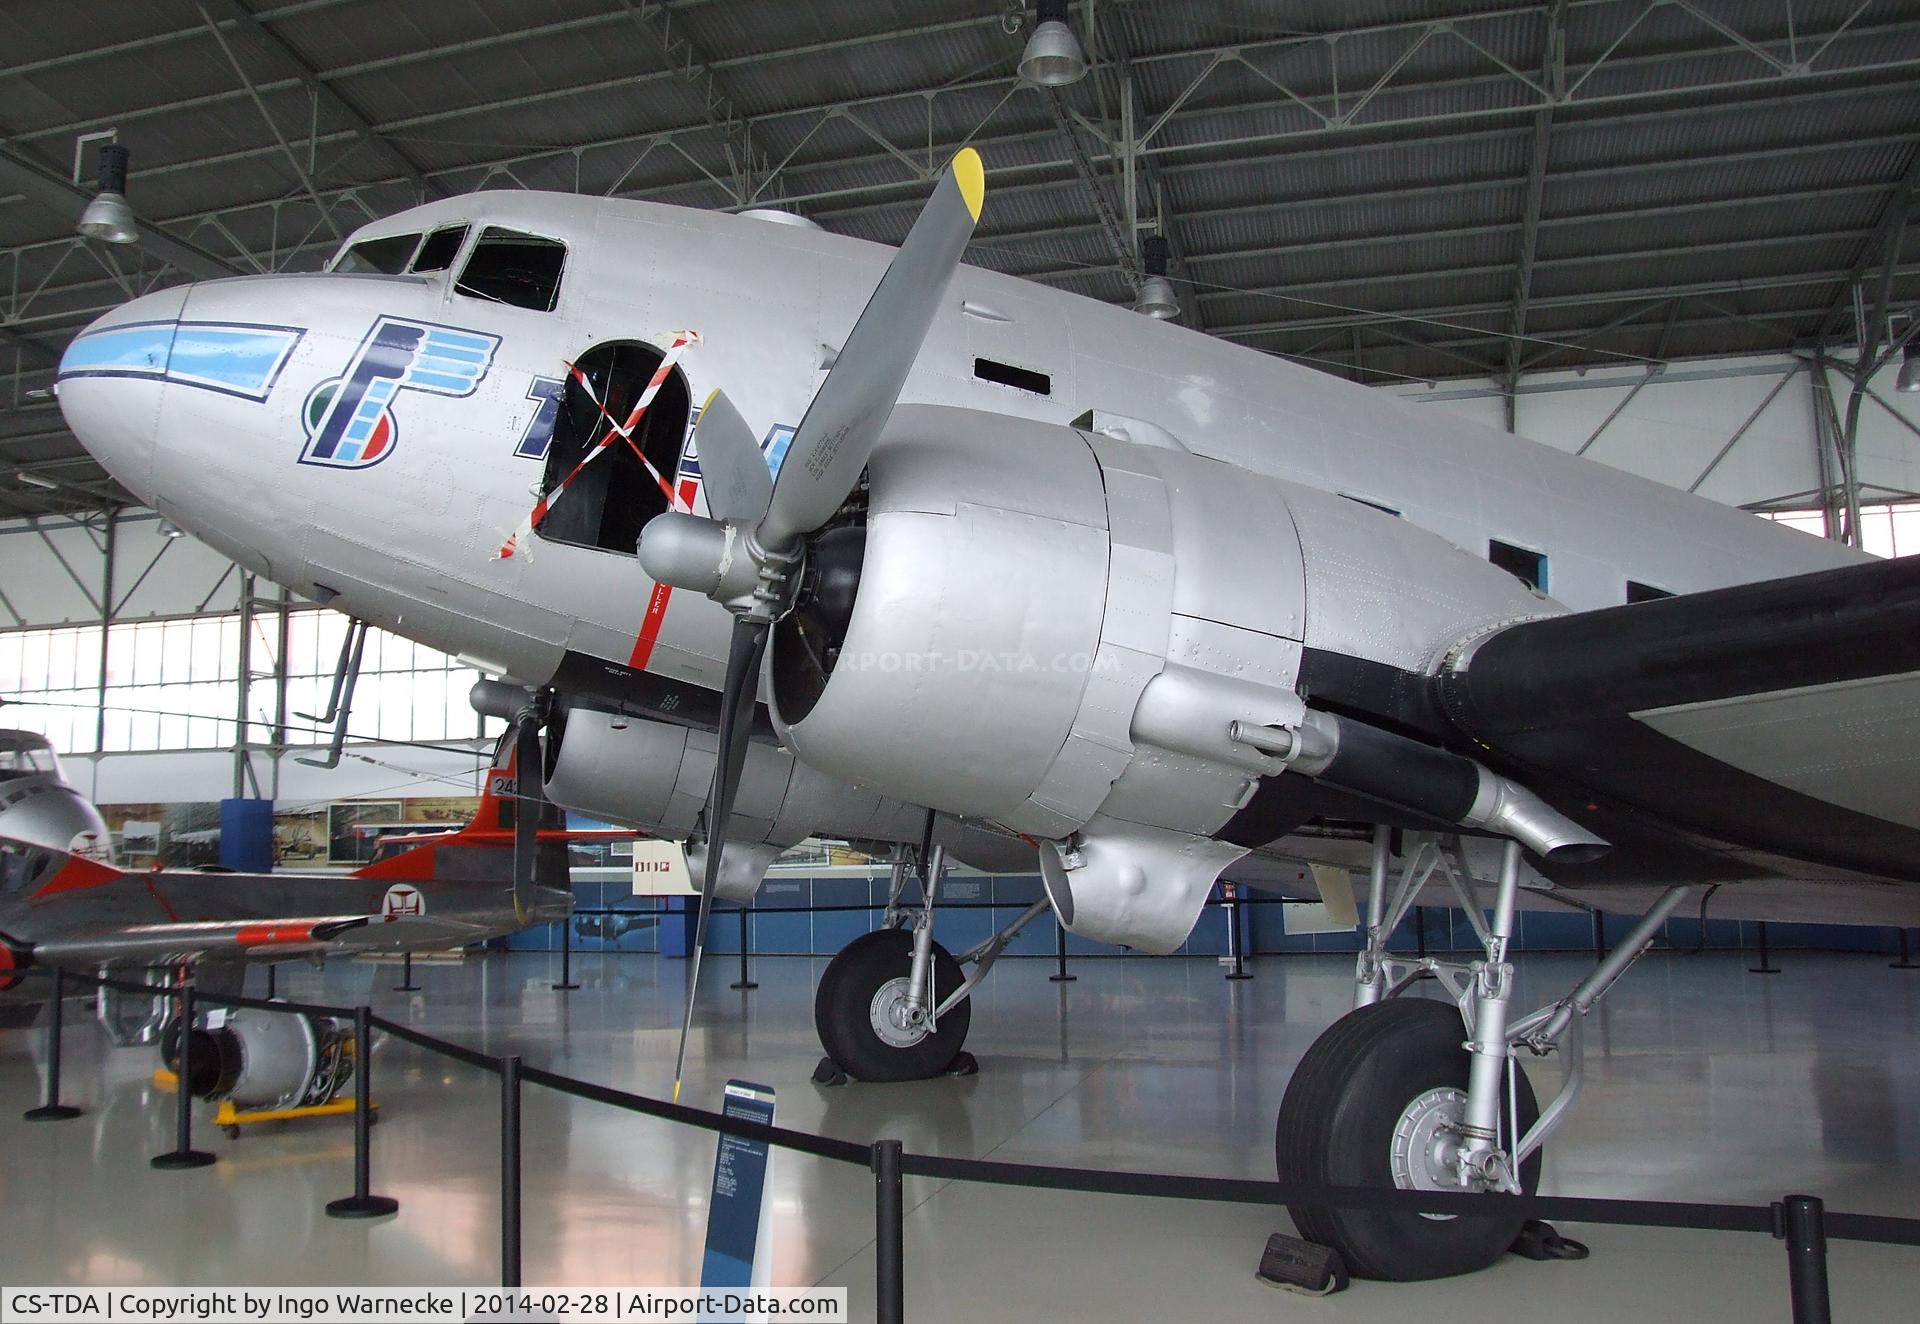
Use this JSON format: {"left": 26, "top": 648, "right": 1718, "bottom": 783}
{"left": 55, "top": 286, "right": 193, "bottom": 504}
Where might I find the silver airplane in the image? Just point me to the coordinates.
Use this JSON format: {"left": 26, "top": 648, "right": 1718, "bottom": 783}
{"left": 51, "top": 150, "right": 1920, "bottom": 1280}
{"left": 0, "top": 729, "right": 111, "bottom": 863}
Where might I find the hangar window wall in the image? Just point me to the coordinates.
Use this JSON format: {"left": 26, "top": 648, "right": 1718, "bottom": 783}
{"left": 1762, "top": 500, "right": 1920, "bottom": 558}
{"left": 0, "top": 611, "right": 494, "bottom": 756}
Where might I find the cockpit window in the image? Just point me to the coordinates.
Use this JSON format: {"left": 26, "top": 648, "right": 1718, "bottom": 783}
{"left": 334, "top": 233, "right": 422, "bottom": 274}
{"left": 455, "top": 228, "right": 566, "bottom": 312}
{"left": 0, "top": 741, "right": 56, "bottom": 782}
{"left": 411, "top": 225, "right": 469, "bottom": 274}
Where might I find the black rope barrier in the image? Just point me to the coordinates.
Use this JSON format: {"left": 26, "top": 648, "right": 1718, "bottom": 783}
{"left": 6, "top": 955, "right": 1918, "bottom": 1324}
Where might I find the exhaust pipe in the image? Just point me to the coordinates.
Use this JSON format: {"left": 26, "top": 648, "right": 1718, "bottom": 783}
{"left": 1230, "top": 710, "right": 1608, "bottom": 865}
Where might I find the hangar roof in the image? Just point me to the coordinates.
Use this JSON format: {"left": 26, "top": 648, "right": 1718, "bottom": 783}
{"left": 1, "top": 0, "right": 1916, "bottom": 514}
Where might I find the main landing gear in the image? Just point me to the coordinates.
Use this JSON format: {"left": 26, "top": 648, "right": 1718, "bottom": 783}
{"left": 813, "top": 842, "right": 1053, "bottom": 1083}
{"left": 1278, "top": 828, "right": 1693, "bottom": 1281}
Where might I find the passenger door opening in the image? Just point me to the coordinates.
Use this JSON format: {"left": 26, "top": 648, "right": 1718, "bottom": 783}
{"left": 536, "top": 341, "right": 691, "bottom": 556}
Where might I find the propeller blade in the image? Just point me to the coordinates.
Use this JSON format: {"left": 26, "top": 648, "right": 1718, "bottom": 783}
{"left": 511, "top": 714, "right": 542, "bottom": 927}
{"left": 755, "top": 148, "right": 984, "bottom": 551}
{"left": 691, "top": 387, "right": 773, "bottom": 525}
{"left": 669, "top": 614, "right": 770, "bottom": 1103}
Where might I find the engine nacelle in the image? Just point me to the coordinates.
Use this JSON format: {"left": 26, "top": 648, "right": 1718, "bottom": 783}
{"left": 770, "top": 404, "right": 1559, "bottom": 952}
{"left": 541, "top": 705, "right": 976, "bottom": 900}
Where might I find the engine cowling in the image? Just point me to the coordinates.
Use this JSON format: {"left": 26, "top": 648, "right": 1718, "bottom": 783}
{"left": 771, "top": 407, "right": 1134, "bottom": 831}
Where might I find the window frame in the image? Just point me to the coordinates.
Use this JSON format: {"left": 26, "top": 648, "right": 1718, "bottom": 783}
{"left": 331, "top": 231, "right": 425, "bottom": 275}
{"left": 451, "top": 225, "right": 570, "bottom": 314}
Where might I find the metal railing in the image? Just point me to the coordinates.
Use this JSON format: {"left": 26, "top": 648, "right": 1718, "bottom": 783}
{"left": 13, "top": 964, "right": 1920, "bottom": 1324}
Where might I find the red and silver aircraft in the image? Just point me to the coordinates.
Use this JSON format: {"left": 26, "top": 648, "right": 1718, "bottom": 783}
{"left": 50, "top": 149, "right": 1920, "bottom": 1279}
{"left": 1, "top": 734, "right": 573, "bottom": 1103}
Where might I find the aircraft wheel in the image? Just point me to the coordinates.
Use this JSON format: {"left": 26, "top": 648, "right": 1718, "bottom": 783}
{"left": 815, "top": 929, "right": 970, "bottom": 1082}
{"left": 1276, "top": 996, "right": 1540, "bottom": 1281}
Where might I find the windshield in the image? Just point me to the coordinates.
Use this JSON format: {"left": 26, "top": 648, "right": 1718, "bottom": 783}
{"left": 334, "top": 232, "right": 422, "bottom": 274}
{"left": 454, "top": 227, "right": 566, "bottom": 312}
{"left": 0, "top": 738, "right": 59, "bottom": 782}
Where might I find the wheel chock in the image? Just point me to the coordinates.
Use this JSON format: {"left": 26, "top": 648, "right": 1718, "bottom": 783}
{"left": 1256, "top": 1231, "right": 1349, "bottom": 1296}
{"left": 1509, "top": 1219, "right": 1590, "bottom": 1262}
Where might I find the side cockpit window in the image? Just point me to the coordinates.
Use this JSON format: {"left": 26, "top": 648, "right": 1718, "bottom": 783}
{"left": 333, "top": 233, "right": 421, "bottom": 274}
{"left": 455, "top": 227, "right": 566, "bottom": 312}
{"left": 411, "top": 225, "right": 469, "bottom": 273}
{"left": 537, "top": 341, "right": 690, "bottom": 556}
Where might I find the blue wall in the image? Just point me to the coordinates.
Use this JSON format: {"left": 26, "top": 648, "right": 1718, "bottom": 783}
{"left": 507, "top": 871, "right": 1914, "bottom": 960}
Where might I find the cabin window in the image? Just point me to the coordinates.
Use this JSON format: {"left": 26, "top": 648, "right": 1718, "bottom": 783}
{"left": 536, "top": 340, "right": 691, "bottom": 555}
{"left": 455, "top": 227, "right": 566, "bottom": 312}
{"left": 334, "top": 233, "right": 421, "bottom": 274}
{"left": 973, "top": 357, "right": 1051, "bottom": 396}
{"left": 1627, "top": 580, "right": 1674, "bottom": 604}
{"left": 411, "top": 225, "right": 469, "bottom": 273}
{"left": 1489, "top": 539, "right": 1547, "bottom": 591}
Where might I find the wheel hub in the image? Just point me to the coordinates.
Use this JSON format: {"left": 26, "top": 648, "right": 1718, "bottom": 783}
{"left": 869, "top": 976, "right": 930, "bottom": 1049}
{"left": 1390, "top": 1086, "right": 1473, "bottom": 1219}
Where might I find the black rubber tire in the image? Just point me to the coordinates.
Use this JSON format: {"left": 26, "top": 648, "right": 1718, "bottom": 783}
{"left": 814, "top": 928, "right": 971, "bottom": 1082}
{"left": 1276, "top": 996, "right": 1541, "bottom": 1282}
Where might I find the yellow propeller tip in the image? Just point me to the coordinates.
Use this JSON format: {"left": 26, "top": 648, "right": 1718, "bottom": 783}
{"left": 951, "top": 147, "right": 985, "bottom": 222}
{"left": 672, "top": 1080, "right": 682, "bottom": 1104}
{"left": 699, "top": 387, "right": 722, "bottom": 416}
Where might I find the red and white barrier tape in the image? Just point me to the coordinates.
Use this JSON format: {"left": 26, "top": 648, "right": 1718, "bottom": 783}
{"left": 496, "top": 331, "right": 699, "bottom": 560}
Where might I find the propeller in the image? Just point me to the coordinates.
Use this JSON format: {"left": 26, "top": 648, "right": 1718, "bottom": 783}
{"left": 644, "top": 148, "right": 986, "bottom": 1103}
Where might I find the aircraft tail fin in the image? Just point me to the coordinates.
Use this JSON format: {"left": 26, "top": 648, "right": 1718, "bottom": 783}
{"left": 352, "top": 733, "right": 570, "bottom": 886}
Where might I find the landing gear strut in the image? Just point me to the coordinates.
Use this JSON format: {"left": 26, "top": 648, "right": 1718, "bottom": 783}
{"left": 1280, "top": 828, "right": 1691, "bottom": 1280}
{"left": 813, "top": 842, "right": 1052, "bottom": 1082}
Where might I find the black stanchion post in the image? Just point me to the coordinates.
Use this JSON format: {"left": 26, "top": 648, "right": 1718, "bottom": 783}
{"left": 501, "top": 1055, "right": 523, "bottom": 1288}
{"left": 24, "top": 966, "right": 83, "bottom": 1121}
{"left": 731, "top": 905, "right": 757, "bottom": 990}
{"left": 327, "top": 1006, "right": 398, "bottom": 1219}
{"left": 265, "top": 964, "right": 276, "bottom": 1000}
{"left": 1224, "top": 888, "right": 1253, "bottom": 981}
{"left": 150, "top": 982, "right": 215, "bottom": 1169}
{"left": 1750, "top": 920, "right": 1781, "bottom": 974}
{"left": 872, "top": 1139, "right": 904, "bottom": 1324}
{"left": 1776, "top": 1194, "right": 1831, "bottom": 1324}
{"left": 553, "top": 917, "right": 580, "bottom": 992}
{"left": 1049, "top": 917, "right": 1075, "bottom": 983}
{"left": 1893, "top": 928, "right": 1919, "bottom": 970}
{"left": 1414, "top": 905, "right": 1428, "bottom": 958}
{"left": 394, "top": 950, "right": 420, "bottom": 993}
{"left": 1591, "top": 909, "right": 1606, "bottom": 961}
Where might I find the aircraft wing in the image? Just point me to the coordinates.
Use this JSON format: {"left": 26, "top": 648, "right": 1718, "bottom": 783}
{"left": 1440, "top": 554, "right": 1920, "bottom": 883}
{"left": 25, "top": 912, "right": 499, "bottom": 965}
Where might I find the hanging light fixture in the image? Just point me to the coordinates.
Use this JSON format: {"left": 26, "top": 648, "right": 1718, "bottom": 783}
{"left": 1899, "top": 341, "right": 1920, "bottom": 393}
{"left": 1133, "top": 235, "right": 1179, "bottom": 319}
{"left": 77, "top": 143, "right": 139, "bottom": 245}
{"left": 1019, "top": 0, "right": 1088, "bottom": 87}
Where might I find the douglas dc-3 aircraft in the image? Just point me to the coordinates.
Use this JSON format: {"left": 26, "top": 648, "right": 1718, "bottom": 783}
{"left": 51, "top": 148, "right": 1920, "bottom": 1280}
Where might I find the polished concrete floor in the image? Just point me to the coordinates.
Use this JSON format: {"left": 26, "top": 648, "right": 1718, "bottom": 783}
{"left": 2, "top": 949, "right": 1917, "bottom": 1320}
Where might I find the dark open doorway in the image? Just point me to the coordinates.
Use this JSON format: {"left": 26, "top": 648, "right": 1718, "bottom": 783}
{"left": 537, "top": 340, "right": 691, "bottom": 555}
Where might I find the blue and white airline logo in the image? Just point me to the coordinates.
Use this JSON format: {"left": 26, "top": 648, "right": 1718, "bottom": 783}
{"left": 301, "top": 316, "right": 500, "bottom": 469}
